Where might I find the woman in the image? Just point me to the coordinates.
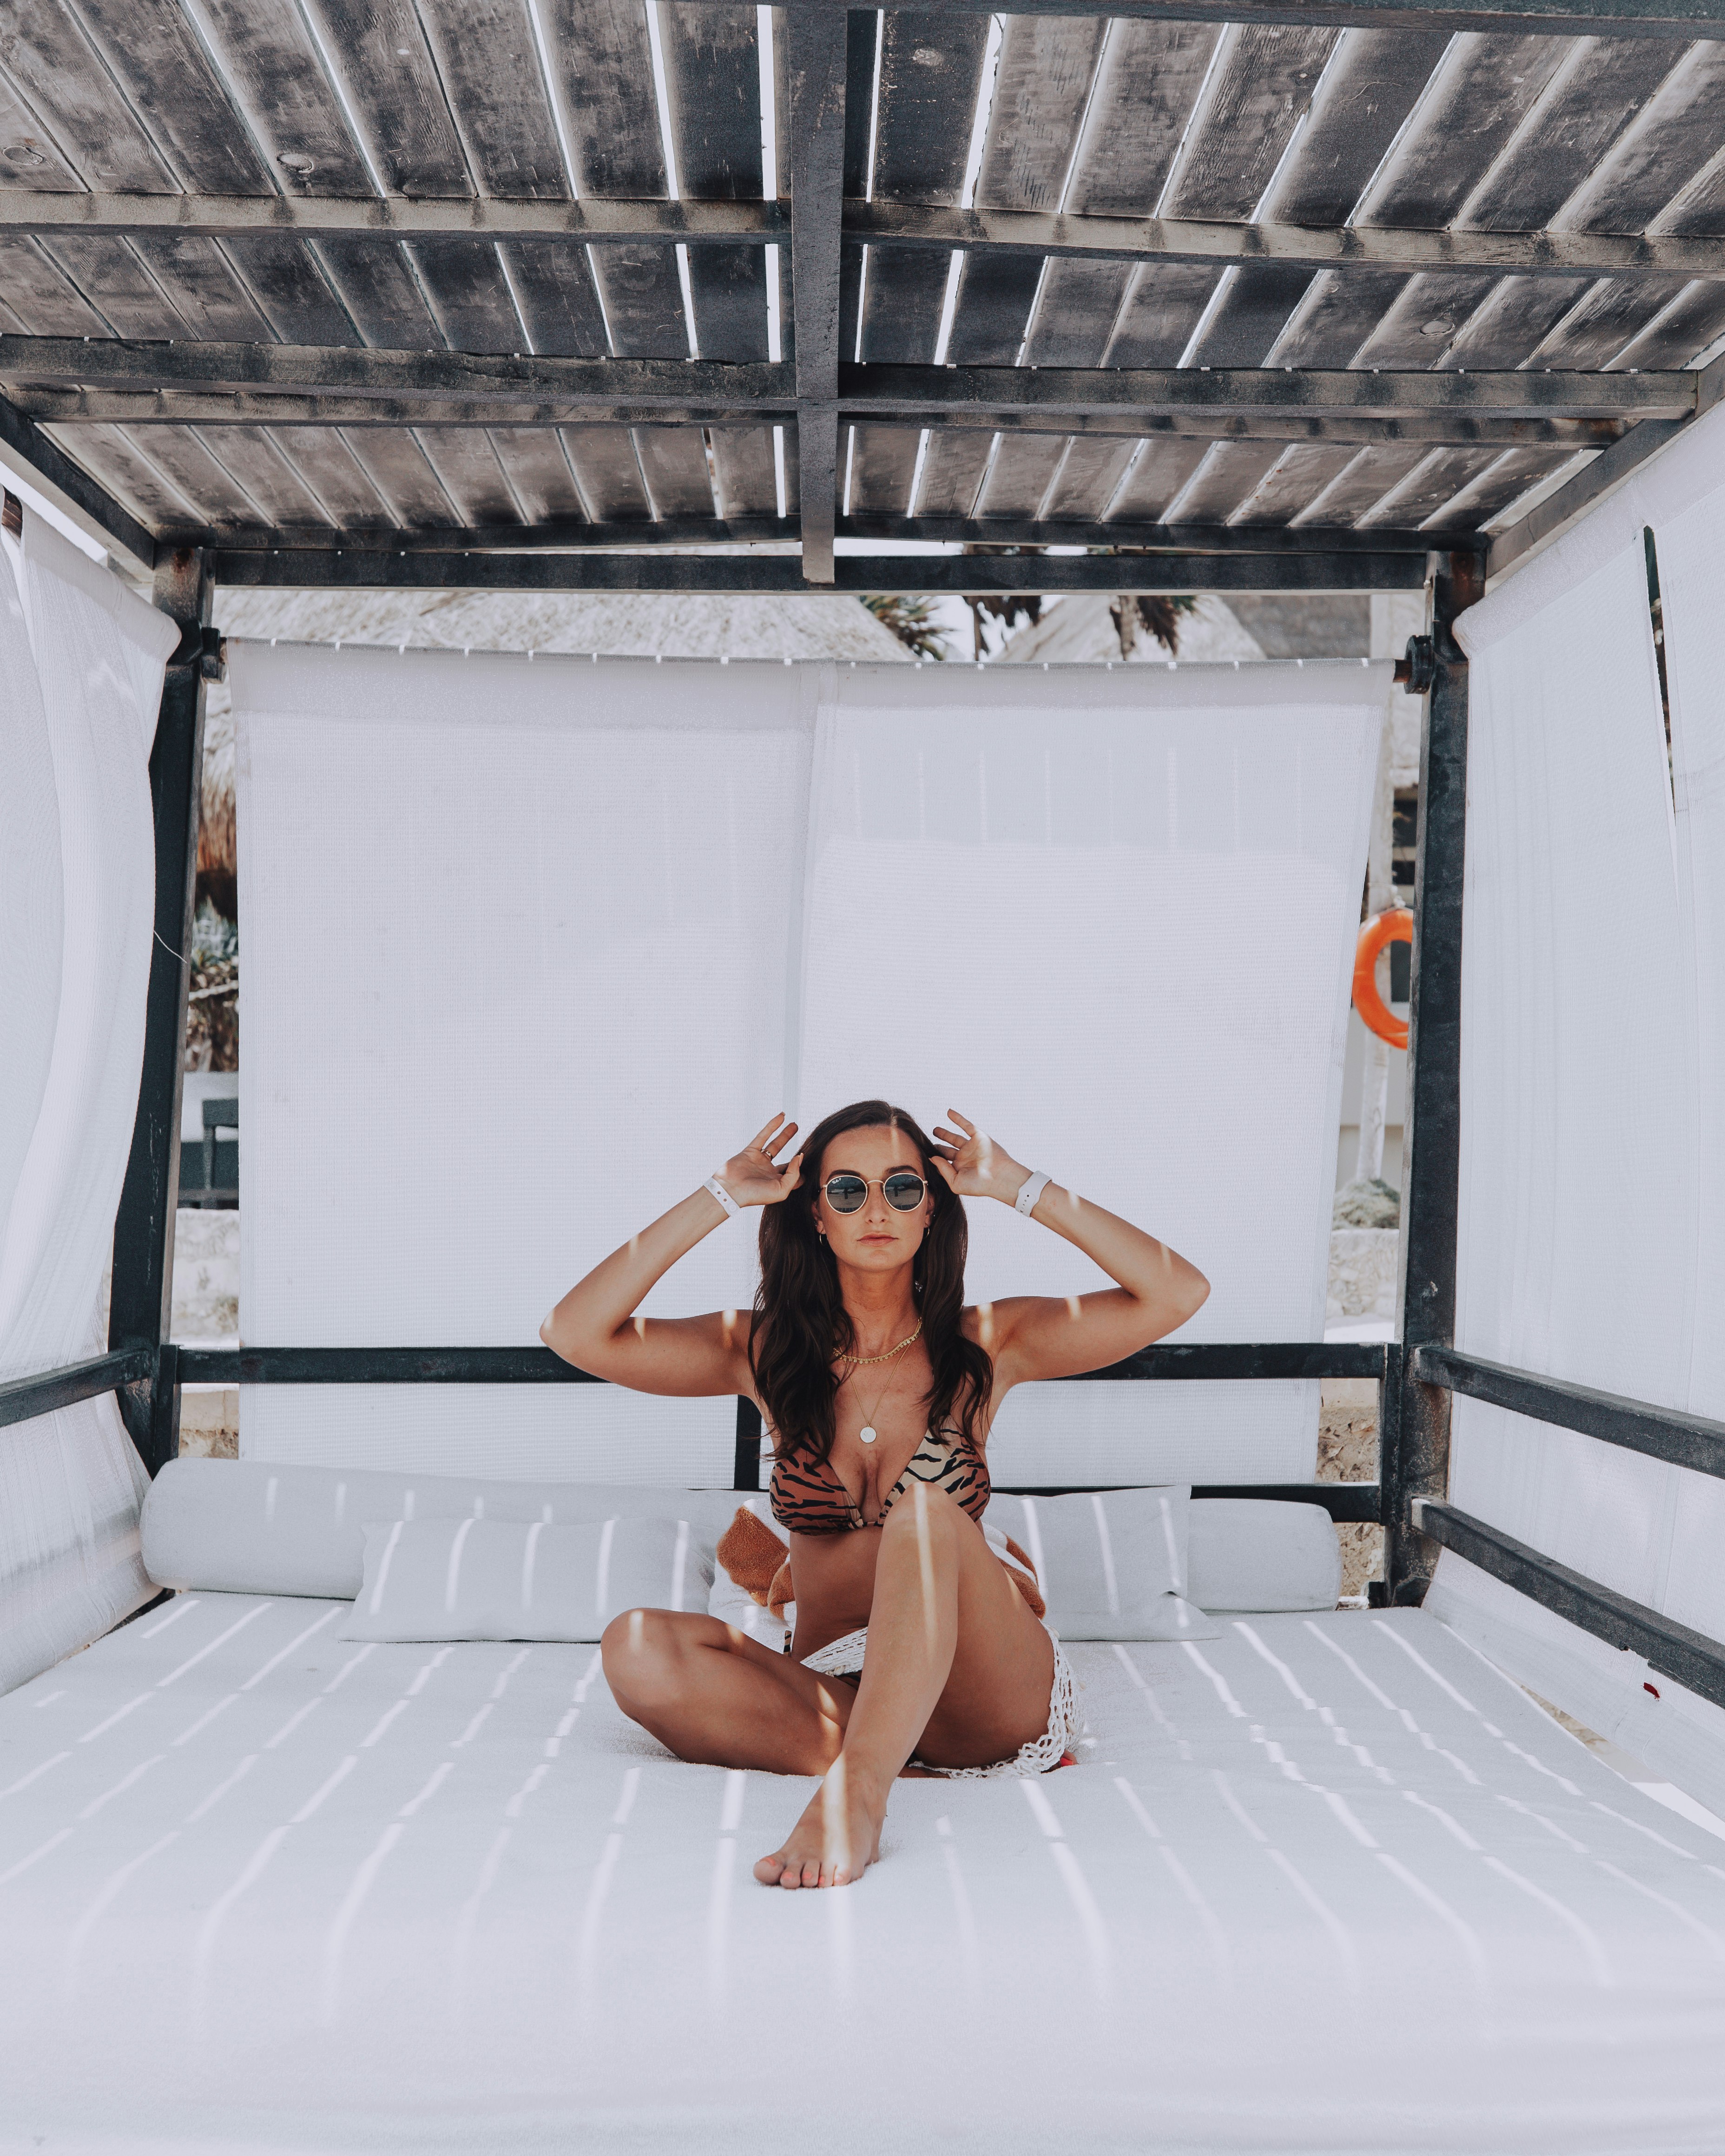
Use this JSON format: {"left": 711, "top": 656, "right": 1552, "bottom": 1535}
{"left": 540, "top": 1101, "right": 1208, "bottom": 1890}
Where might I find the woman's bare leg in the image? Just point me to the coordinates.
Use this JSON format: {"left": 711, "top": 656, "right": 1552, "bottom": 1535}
{"left": 754, "top": 1485, "right": 1055, "bottom": 1890}
{"left": 601, "top": 1608, "right": 860, "bottom": 1775}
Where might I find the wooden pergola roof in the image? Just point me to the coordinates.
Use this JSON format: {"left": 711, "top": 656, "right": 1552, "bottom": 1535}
{"left": 1, "top": 0, "right": 1722, "bottom": 594}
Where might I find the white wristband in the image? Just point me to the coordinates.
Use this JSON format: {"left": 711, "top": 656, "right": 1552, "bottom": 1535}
{"left": 1014, "top": 1170, "right": 1051, "bottom": 1218}
{"left": 704, "top": 1177, "right": 741, "bottom": 1220}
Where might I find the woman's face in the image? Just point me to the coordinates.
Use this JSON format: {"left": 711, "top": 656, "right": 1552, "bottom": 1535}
{"left": 814, "top": 1123, "right": 932, "bottom": 1275}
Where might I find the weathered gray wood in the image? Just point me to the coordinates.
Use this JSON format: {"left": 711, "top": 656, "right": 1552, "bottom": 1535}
{"left": 310, "top": 0, "right": 474, "bottom": 197}
{"left": 972, "top": 15, "right": 1109, "bottom": 212}
{"left": 69, "top": 0, "right": 274, "bottom": 195}
{"left": 1164, "top": 26, "right": 1340, "bottom": 223}
{"left": 678, "top": 0, "right": 1725, "bottom": 38}
{"left": 186, "top": 0, "right": 378, "bottom": 197}
{"left": 413, "top": 0, "right": 573, "bottom": 198}
{"left": 209, "top": 546, "right": 1429, "bottom": 592}
{"left": 1488, "top": 414, "right": 1687, "bottom": 573}
{"left": 788, "top": 8, "right": 847, "bottom": 580}
{"left": 0, "top": 392, "right": 156, "bottom": 569}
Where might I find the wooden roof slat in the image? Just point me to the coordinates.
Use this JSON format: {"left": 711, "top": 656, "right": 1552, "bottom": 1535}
{"left": 39, "top": 235, "right": 191, "bottom": 340}
{"left": 256, "top": 425, "right": 397, "bottom": 525}
{"left": 498, "top": 238, "right": 613, "bottom": 356}
{"left": 632, "top": 423, "right": 719, "bottom": 516}
{"left": 546, "top": 0, "right": 667, "bottom": 196}
{"left": 944, "top": 251, "right": 1043, "bottom": 364}
{"left": 1563, "top": 42, "right": 1725, "bottom": 230}
{"left": 1264, "top": 28, "right": 1452, "bottom": 226}
{"left": 1040, "top": 431, "right": 1138, "bottom": 517}
{"left": 1225, "top": 440, "right": 1362, "bottom": 522}
{"left": 1446, "top": 441, "right": 1579, "bottom": 525}
{"left": 870, "top": 10, "right": 994, "bottom": 204}
{"left": 1357, "top": 442, "right": 1501, "bottom": 523}
{"left": 846, "top": 421, "right": 921, "bottom": 513}
{"left": 52, "top": 420, "right": 201, "bottom": 528}
{"left": 0, "top": 0, "right": 177, "bottom": 193}
{"left": 0, "top": 76, "right": 85, "bottom": 193}
{"left": 340, "top": 427, "right": 463, "bottom": 523}
{"left": 974, "top": 430, "right": 1068, "bottom": 515}
{"left": 1064, "top": 22, "right": 1222, "bottom": 215}
{"left": 1185, "top": 261, "right": 1320, "bottom": 367}
{"left": 1106, "top": 437, "right": 1209, "bottom": 519}
{"left": 1099, "top": 264, "right": 1221, "bottom": 367}
{"left": 309, "top": 0, "right": 475, "bottom": 198}
{"left": 1439, "top": 272, "right": 1595, "bottom": 366}
{"left": 72, "top": 0, "right": 277, "bottom": 196}
{"left": 414, "top": 0, "right": 574, "bottom": 199}
{"left": 1292, "top": 440, "right": 1429, "bottom": 522}
{"left": 909, "top": 427, "right": 994, "bottom": 514}
{"left": 192, "top": 0, "right": 379, "bottom": 198}
{"left": 416, "top": 428, "right": 524, "bottom": 522}
{"left": 1464, "top": 38, "right": 1686, "bottom": 231}
{"left": 661, "top": 4, "right": 764, "bottom": 198}
{"left": 195, "top": 422, "right": 336, "bottom": 527}
{"left": 0, "top": 235, "right": 111, "bottom": 336}
{"left": 559, "top": 421, "right": 654, "bottom": 517}
{"left": 1349, "top": 270, "right": 1502, "bottom": 364}
{"left": 312, "top": 237, "right": 447, "bottom": 348}
{"left": 589, "top": 242, "right": 693, "bottom": 355}
{"left": 1613, "top": 280, "right": 1725, "bottom": 367}
{"left": 1021, "top": 258, "right": 1135, "bottom": 365}
{"left": 686, "top": 246, "right": 771, "bottom": 361}
{"left": 128, "top": 234, "right": 277, "bottom": 344}
{"left": 1268, "top": 268, "right": 1409, "bottom": 366}
{"left": 972, "top": 14, "right": 1107, "bottom": 212}
{"left": 122, "top": 421, "right": 265, "bottom": 522}
{"left": 1164, "top": 438, "right": 1288, "bottom": 520}
{"left": 706, "top": 423, "right": 782, "bottom": 518}
{"left": 1162, "top": 25, "right": 1340, "bottom": 222}
{"left": 1522, "top": 273, "right": 1693, "bottom": 367}
{"left": 222, "top": 234, "right": 366, "bottom": 345}
{"left": 405, "top": 235, "right": 535, "bottom": 351}
{"left": 485, "top": 424, "right": 592, "bottom": 519}
{"left": 856, "top": 244, "right": 954, "bottom": 360}
{"left": 1360, "top": 34, "right": 1571, "bottom": 227}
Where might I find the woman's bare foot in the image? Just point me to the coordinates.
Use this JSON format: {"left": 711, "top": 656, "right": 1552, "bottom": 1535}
{"left": 754, "top": 1756, "right": 890, "bottom": 1888}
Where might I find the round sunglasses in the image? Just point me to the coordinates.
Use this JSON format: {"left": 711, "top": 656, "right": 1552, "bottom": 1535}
{"left": 822, "top": 1171, "right": 928, "bottom": 1214}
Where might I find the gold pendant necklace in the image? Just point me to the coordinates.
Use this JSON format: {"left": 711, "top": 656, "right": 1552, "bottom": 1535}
{"left": 842, "top": 1321, "right": 922, "bottom": 1444}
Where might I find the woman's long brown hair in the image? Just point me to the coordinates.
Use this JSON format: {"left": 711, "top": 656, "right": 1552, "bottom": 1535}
{"left": 749, "top": 1099, "right": 994, "bottom": 1469}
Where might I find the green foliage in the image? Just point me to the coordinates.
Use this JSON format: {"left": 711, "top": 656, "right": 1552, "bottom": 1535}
{"left": 863, "top": 592, "right": 951, "bottom": 661}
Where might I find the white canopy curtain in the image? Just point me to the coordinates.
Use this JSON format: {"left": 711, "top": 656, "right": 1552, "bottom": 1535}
{"left": 1431, "top": 397, "right": 1725, "bottom": 1812}
{"left": 234, "top": 644, "right": 1383, "bottom": 1487}
{"left": 0, "top": 511, "right": 177, "bottom": 1694}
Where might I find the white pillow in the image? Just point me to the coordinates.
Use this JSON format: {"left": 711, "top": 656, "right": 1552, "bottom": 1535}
{"left": 1187, "top": 1498, "right": 1342, "bottom": 1611}
{"left": 340, "top": 1516, "right": 712, "bottom": 1643}
{"left": 984, "top": 1487, "right": 1218, "bottom": 1642}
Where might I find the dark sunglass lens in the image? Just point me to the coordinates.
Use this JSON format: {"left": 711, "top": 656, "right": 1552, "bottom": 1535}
{"left": 826, "top": 1175, "right": 868, "bottom": 1212}
{"left": 884, "top": 1174, "right": 926, "bottom": 1210}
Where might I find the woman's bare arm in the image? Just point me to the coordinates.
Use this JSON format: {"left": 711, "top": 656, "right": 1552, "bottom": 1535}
{"left": 929, "top": 1112, "right": 1209, "bottom": 1390}
{"left": 539, "top": 1117, "right": 803, "bottom": 1397}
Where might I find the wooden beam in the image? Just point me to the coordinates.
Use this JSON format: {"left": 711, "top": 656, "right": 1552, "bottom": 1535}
{"left": 1, "top": 189, "right": 1716, "bottom": 286}
{"left": 848, "top": 202, "right": 1725, "bottom": 283}
{"left": 0, "top": 392, "right": 155, "bottom": 572}
{"left": 13, "top": 387, "right": 1623, "bottom": 448}
{"left": 788, "top": 10, "right": 848, "bottom": 585}
{"left": 209, "top": 549, "right": 1426, "bottom": 592}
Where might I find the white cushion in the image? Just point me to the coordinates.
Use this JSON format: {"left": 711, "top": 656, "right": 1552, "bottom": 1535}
{"left": 339, "top": 1516, "right": 712, "bottom": 1643}
{"left": 1186, "top": 1498, "right": 1342, "bottom": 1611}
{"left": 983, "top": 1486, "right": 1218, "bottom": 1641}
{"left": 142, "top": 1458, "right": 744, "bottom": 1600}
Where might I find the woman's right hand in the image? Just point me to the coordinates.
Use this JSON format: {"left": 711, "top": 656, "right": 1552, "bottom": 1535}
{"left": 716, "top": 1115, "right": 804, "bottom": 1208}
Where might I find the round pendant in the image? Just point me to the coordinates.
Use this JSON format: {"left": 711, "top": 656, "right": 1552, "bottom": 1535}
{"left": 859, "top": 1425, "right": 878, "bottom": 1444}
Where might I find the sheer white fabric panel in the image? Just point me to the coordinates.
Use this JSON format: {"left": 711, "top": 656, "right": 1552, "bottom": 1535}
{"left": 799, "top": 665, "right": 1385, "bottom": 1484}
{"left": 1441, "top": 403, "right": 1725, "bottom": 1787}
{"left": 0, "top": 512, "right": 175, "bottom": 1692}
{"left": 234, "top": 647, "right": 815, "bottom": 1482}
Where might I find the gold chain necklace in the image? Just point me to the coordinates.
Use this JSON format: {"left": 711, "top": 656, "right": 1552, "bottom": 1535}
{"left": 839, "top": 1321, "right": 922, "bottom": 1445}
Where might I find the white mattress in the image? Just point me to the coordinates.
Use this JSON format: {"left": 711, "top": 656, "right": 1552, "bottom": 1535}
{"left": 3, "top": 1597, "right": 1724, "bottom": 2153}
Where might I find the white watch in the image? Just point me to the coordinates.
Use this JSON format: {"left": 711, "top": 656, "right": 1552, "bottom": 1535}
{"left": 1014, "top": 1170, "right": 1051, "bottom": 1218}
{"left": 704, "top": 1177, "right": 741, "bottom": 1219}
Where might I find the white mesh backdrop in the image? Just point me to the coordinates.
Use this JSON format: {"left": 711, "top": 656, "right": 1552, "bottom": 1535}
{"left": 0, "top": 512, "right": 176, "bottom": 1694}
{"left": 236, "top": 647, "right": 1381, "bottom": 1486}
{"left": 234, "top": 645, "right": 816, "bottom": 1482}
{"left": 1430, "top": 399, "right": 1725, "bottom": 1810}
{"left": 799, "top": 664, "right": 1386, "bottom": 1484}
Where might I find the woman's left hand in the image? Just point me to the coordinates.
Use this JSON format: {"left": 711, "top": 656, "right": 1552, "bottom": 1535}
{"left": 930, "top": 1111, "right": 1030, "bottom": 1204}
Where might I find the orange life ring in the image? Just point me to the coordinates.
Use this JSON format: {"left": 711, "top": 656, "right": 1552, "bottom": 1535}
{"left": 1354, "top": 909, "right": 1412, "bottom": 1049}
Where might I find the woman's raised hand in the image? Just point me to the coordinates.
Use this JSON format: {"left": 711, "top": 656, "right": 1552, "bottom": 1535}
{"left": 930, "top": 1111, "right": 1029, "bottom": 1203}
{"left": 716, "top": 1115, "right": 804, "bottom": 1208}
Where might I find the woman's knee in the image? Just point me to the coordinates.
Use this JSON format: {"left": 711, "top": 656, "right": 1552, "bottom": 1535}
{"left": 601, "top": 1607, "right": 701, "bottom": 1706}
{"left": 880, "top": 1478, "right": 962, "bottom": 1554}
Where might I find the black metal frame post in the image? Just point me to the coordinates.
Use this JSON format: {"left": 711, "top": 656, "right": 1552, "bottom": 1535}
{"left": 1388, "top": 546, "right": 1485, "bottom": 1604}
{"left": 107, "top": 546, "right": 212, "bottom": 1476}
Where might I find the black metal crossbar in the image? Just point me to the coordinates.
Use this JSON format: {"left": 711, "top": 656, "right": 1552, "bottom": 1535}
{"left": 1413, "top": 1500, "right": 1725, "bottom": 1716}
{"left": 0, "top": 1349, "right": 153, "bottom": 1433}
{"left": 1413, "top": 1345, "right": 1725, "bottom": 1482}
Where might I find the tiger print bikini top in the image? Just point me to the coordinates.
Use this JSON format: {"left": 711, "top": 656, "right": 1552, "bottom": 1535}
{"left": 770, "top": 1429, "right": 990, "bottom": 1535}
